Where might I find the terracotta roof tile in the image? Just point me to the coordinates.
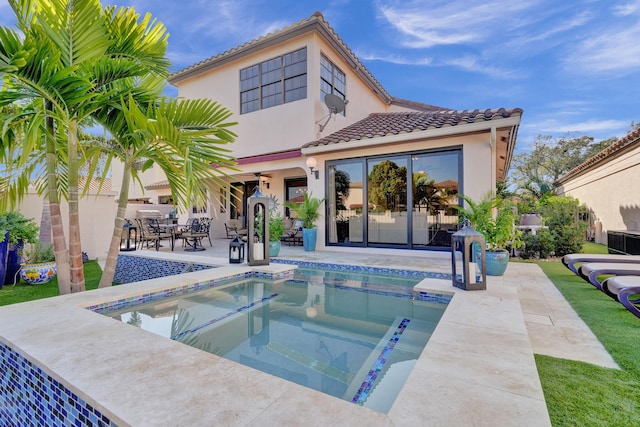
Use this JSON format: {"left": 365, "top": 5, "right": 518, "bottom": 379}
{"left": 556, "top": 126, "right": 640, "bottom": 184}
{"left": 303, "top": 108, "right": 523, "bottom": 149}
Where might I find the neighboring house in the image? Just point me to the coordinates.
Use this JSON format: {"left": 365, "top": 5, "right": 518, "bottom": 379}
{"left": 556, "top": 127, "right": 640, "bottom": 245}
{"left": 154, "top": 11, "right": 522, "bottom": 252}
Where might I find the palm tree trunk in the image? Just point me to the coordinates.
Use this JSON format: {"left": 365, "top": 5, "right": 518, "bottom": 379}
{"left": 45, "top": 101, "right": 71, "bottom": 295}
{"left": 68, "top": 123, "right": 86, "bottom": 293}
{"left": 39, "top": 201, "right": 52, "bottom": 244}
{"left": 99, "top": 160, "right": 132, "bottom": 288}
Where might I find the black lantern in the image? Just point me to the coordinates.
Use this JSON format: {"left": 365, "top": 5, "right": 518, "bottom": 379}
{"left": 247, "top": 186, "right": 269, "bottom": 266}
{"left": 229, "top": 234, "right": 245, "bottom": 264}
{"left": 451, "top": 219, "right": 486, "bottom": 290}
{"left": 120, "top": 219, "right": 137, "bottom": 252}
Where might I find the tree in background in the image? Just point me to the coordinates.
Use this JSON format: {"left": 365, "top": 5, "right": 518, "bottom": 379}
{"left": 510, "top": 133, "right": 616, "bottom": 198}
{"left": 368, "top": 160, "right": 407, "bottom": 211}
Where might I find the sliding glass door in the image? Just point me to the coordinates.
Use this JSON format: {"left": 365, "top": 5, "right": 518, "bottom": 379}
{"left": 327, "top": 161, "right": 363, "bottom": 244}
{"left": 326, "top": 148, "right": 460, "bottom": 249}
{"left": 367, "top": 156, "right": 408, "bottom": 246}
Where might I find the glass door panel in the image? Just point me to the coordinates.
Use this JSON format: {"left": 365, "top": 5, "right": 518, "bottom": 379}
{"left": 411, "top": 151, "right": 459, "bottom": 248}
{"left": 328, "top": 161, "right": 363, "bottom": 244}
{"left": 367, "top": 157, "right": 408, "bottom": 245}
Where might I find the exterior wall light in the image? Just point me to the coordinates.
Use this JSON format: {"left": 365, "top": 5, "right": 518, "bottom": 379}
{"left": 306, "top": 157, "right": 319, "bottom": 179}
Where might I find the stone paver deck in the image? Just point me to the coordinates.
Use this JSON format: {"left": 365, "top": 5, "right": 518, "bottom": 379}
{"left": 0, "top": 241, "right": 617, "bottom": 425}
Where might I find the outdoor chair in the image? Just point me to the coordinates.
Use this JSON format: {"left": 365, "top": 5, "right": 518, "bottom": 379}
{"left": 577, "top": 262, "right": 640, "bottom": 291}
{"left": 600, "top": 276, "right": 640, "bottom": 319}
{"left": 280, "top": 218, "right": 303, "bottom": 246}
{"left": 177, "top": 218, "right": 207, "bottom": 251}
{"left": 562, "top": 253, "right": 640, "bottom": 274}
{"left": 136, "top": 218, "right": 174, "bottom": 251}
{"left": 225, "top": 219, "right": 247, "bottom": 238}
{"left": 199, "top": 217, "right": 213, "bottom": 247}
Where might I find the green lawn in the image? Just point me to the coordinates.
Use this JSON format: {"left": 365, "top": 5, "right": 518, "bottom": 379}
{"left": 0, "top": 261, "right": 103, "bottom": 306}
{"left": 535, "top": 242, "right": 640, "bottom": 426}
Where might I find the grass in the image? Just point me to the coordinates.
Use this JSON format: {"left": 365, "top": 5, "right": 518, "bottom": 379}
{"left": 534, "top": 242, "right": 640, "bottom": 426}
{"left": 0, "top": 261, "right": 103, "bottom": 306}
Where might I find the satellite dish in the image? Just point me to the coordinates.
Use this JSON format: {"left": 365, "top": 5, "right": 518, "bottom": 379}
{"left": 324, "top": 93, "right": 346, "bottom": 114}
{"left": 318, "top": 94, "right": 348, "bottom": 132}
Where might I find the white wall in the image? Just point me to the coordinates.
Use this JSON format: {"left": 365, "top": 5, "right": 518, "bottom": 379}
{"left": 556, "top": 145, "right": 640, "bottom": 244}
{"left": 18, "top": 189, "right": 117, "bottom": 261}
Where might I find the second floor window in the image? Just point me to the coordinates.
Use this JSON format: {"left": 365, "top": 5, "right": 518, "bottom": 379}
{"left": 320, "top": 54, "right": 346, "bottom": 115}
{"left": 240, "top": 47, "right": 307, "bottom": 114}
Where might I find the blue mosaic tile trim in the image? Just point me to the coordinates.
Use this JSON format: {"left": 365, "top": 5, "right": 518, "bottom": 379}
{"left": 272, "top": 258, "right": 452, "bottom": 280}
{"left": 417, "top": 290, "right": 453, "bottom": 304}
{"left": 173, "top": 293, "right": 280, "bottom": 340}
{"left": 0, "top": 342, "right": 117, "bottom": 427}
{"left": 352, "top": 318, "right": 411, "bottom": 405}
{"left": 112, "top": 254, "right": 215, "bottom": 284}
{"left": 89, "top": 272, "right": 249, "bottom": 315}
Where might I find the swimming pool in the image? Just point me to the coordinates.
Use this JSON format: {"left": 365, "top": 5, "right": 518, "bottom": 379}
{"left": 107, "top": 269, "right": 448, "bottom": 413}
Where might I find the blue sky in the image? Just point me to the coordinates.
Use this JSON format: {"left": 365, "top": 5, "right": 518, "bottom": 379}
{"left": 1, "top": 0, "right": 639, "bottom": 152}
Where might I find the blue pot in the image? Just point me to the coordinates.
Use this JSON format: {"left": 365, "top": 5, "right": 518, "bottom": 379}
{"left": 269, "top": 240, "right": 281, "bottom": 257}
{"left": 302, "top": 228, "right": 317, "bottom": 252}
{"left": 19, "top": 261, "right": 57, "bottom": 285}
{"left": 476, "top": 248, "right": 510, "bottom": 276}
{"left": 4, "top": 240, "right": 23, "bottom": 286}
{"left": 0, "top": 232, "right": 8, "bottom": 289}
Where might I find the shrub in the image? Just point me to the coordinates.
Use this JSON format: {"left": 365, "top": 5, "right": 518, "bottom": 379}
{"left": 519, "top": 228, "right": 555, "bottom": 259}
{"left": 538, "top": 196, "right": 587, "bottom": 257}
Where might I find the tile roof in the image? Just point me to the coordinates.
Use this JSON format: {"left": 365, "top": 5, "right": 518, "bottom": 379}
{"left": 390, "top": 97, "right": 448, "bottom": 112}
{"left": 145, "top": 180, "right": 170, "bottom": 190}
{"left": 168, "top": 11, "right": 392, "bottom": 103}
{"left": 303, "top": 108, "right": 523, "bottom": 149}
{"left": 556, "top": 126, "right": 640, "bottom": 184}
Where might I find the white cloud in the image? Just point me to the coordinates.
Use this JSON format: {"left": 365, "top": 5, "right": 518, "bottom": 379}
{"left": 564, "top": 21, "right": 640, "bottom": 74}
{"left": 440, "top": 56, "right": 520, "bottom": 79}
{"left": 356, "top": 50, "right": 432, "bottom": 65}
{"left": 376, "top": 0, "right": 540, "bottom": 48}
{"left": 612, "top": 0, "right": 640, "bottom": 16}
{"left": 529, "top": 118, "right": 628, "bottom": 135}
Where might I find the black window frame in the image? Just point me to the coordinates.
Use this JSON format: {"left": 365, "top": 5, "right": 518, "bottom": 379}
{"left": 320, "top": 54, "right": 346, "bottom": 115}
{"left": 240, "top": 47, "right": 307, "bottom": 114}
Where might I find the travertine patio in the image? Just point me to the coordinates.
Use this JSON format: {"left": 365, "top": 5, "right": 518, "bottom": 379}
{"left": 0, "top": 242, "right": 616, "bottom": 426}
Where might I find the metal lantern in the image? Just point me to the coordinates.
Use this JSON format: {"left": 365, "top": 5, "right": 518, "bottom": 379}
{"left": 120, "top": 219, "right": 137, "bottom": 252}
{"left": 229, "top": 234, "right": 245, "bottom": 264}
{"left": 451, "top": 219, "right": 486, "bottom": 290}
{"left": 247, "top": 187, "right": 269, "bottom": 266}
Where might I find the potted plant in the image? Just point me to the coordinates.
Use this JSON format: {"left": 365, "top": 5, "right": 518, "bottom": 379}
{"left": 284, "top": 192, "right": 325, "bottom": 251}
{"left": 19, "top": 242, "right": 57, "bottom": 285}
{"left": 453, "top": 193, "right": 522, "bottom": 276}
{"left": 268, "top": 211, "right": 286, "bottom": 257}
{"left": 0, "top": 212, "right": 40, "bottom": 287}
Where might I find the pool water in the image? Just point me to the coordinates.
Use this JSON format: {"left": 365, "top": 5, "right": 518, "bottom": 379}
{"left": 108, "top": 270, "right": 447, "bottom": 413}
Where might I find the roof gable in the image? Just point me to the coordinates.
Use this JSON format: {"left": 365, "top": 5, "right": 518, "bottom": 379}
{"left": 168, "top": 11, "right": 392, "bottom": 104}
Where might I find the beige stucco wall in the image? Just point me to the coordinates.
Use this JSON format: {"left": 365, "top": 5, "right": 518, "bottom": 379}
{"left": 69, "top": 25, "right": 508, "bottom": 254}
{"left": 17, "top": 189, "right": 117, "bottom": 261}
{"left": 171, "top": 33, "right": 393, "bottom": 159}
{"left": 303, "top": 131, "right": 495, "bottom": 250}
{"left": 556, "top": 145, "right": 640, "bottom": 244}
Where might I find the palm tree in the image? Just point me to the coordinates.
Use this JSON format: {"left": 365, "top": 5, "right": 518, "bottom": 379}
{"left": 0, "top": 0, "right": 170, "bottom": 293}
{"left": 94, "top": 91, "right": 237, "bottom": 287}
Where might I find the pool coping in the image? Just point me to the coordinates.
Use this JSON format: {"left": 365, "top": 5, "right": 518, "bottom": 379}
{"left": 0, "top": 252, "right": 551, "bottom": 426}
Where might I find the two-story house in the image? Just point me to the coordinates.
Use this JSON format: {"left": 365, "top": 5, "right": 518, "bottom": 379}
{"left": 134, "top": 11, "right": 522, "bottom": 253}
